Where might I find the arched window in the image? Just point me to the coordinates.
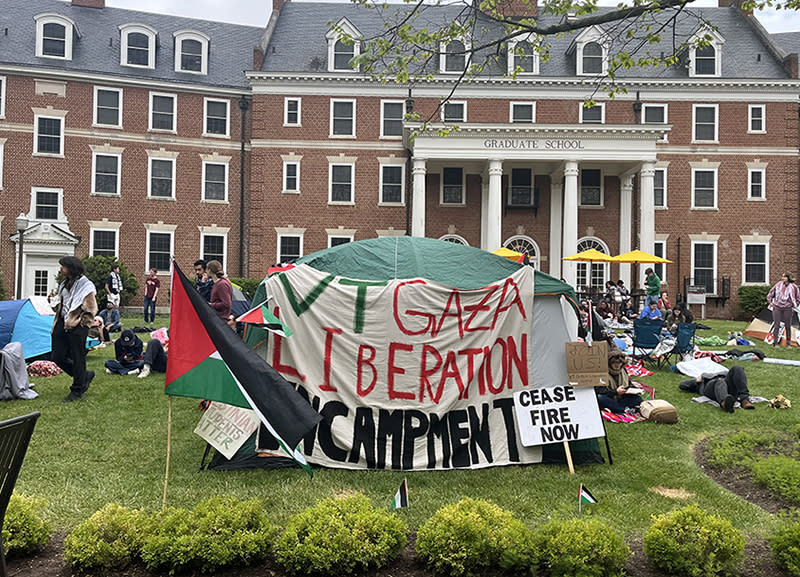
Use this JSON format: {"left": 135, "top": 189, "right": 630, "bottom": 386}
{"left": 439, "top": 234, "right": 469, "bottom": 246}
{"left": 516, "top": 41, "right": 536, "bottom": 73}
{"left": 120, "top": 24, "right": 157, "bottom": 68}
{"left": 694, "top": 45, "right": 716, "bottom": 76}
{"left": 504, "top": 235, "right": 540, "bottom": 268}
{"left": 326, "top": 19, "right": 361, "bottom": 73}
{"left": 173, "top": 30, "right": 210, "bottom": 75}
{"left": 333, "top": 39, "right": 355, "bottom": 70}
{"left": 443, "top": 40, "right": 466, "bottom": 72}
{"left": 575, "top": 238, "right": 609, "bottom": 291}
{"left": 582, "top": 42, "right": 603, "bottom": 74}
{"left": 35, "top": 14, "right": 76, "bottom": 60}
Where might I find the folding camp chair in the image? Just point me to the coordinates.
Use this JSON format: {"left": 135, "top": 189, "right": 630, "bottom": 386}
{"left": 0, "top": 412, "right": 39, "bottom": 577}
{"left": 659, "top": 322, "right": 697, "bottom": 369}
{"left": 631, "top": 318, "right": 664, "bottom": 366}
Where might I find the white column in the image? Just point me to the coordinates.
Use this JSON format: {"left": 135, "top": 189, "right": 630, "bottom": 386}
{"left": 411, "top": 158, "right": 427, "bottom": 237}
{"left": 549, "top": 176, "right": 563, "bottom": 279}
{"left": 485, "top": 159, "right": 503, "bottom": 250}
{"left": 562, "top": 161, "right": 579, "bottom": 288}
{"left": 618, "top": 175, "right": 633, "bottom": 287}
{"left": 639, "top": 162, "right": 656, "bottom": 280}
{"left": 480, "top": 171, "right": 489, "bottom": 249}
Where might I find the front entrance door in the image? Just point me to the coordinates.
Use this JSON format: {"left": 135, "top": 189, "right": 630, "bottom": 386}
{"left": 24, "top": 255, "right": 61, "bottom": 298}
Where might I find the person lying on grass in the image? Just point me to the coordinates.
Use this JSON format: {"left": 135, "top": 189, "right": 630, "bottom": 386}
{"left": 678, "top": 365, "right": 755, "bottom": 412}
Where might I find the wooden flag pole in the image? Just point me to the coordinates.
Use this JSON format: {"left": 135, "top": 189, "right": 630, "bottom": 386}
{"left": 563, "top": 441, "right": 575, "bottom": 474}
{"left": 162, "top": 396, "right": 173, "bottom": 509}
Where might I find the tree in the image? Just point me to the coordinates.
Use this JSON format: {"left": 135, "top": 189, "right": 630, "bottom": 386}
{"left": 81, "top": 256, "right": 140, "bottom": 308}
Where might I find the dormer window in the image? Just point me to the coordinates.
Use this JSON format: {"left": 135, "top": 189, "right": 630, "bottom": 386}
{"left": 173, "top": 30, "right": 210, "bottom": 75}
{"left": 326, "top": 19, "right": 361, "bottom": 72}
{"left": 440, "top": 38, "right": 471, "bottom": 73}
{"left": 35, "top": 14, "right": 77, "bottom": 60}
{"left": 582, "top": 42, "right": 603, "bottom": 74}
{"left": 120, "top": 24, "right": 157, "bottom": 69}
{"left": 507, "top": 35, "right": 539, "bottom": 75}
{"left": 571, "top": 26, "right": 609, "bottom": 76}
{"left": 689, "top": 27, "right": 724, "bottom": 77}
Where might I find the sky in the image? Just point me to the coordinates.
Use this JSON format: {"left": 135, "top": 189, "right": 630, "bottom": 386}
{"left": 106, "top": 0, "right": 800, "bottom": 32}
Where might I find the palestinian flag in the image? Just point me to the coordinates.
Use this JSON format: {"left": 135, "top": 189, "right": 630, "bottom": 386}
{"left": 578, "top": 484, "right": 598, "bottom": 505}
{"left": 238, "top": 303, "right": 293, "bottom": 337}
{"left": 390, "top": 479, "right": 409, "bottom": 510}
{"left": 165, "top": 262, "right": 321, "bottom": 474}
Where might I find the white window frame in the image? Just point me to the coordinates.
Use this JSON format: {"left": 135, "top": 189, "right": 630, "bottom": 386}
{"left": 748, "top": 104, "right": 766, "bottom": 134}
{"left": 90, "top": 227, "right": 119, "bottom": 258}
{"left": 35, "top": 14, "right": 75, "bottom": 60}
{"left": 653, "top": 240, "right": 667, "bottom": 284}
{"left": 380, "top": 99, "right": 404, "bottom": 139}
{"left": 201, "top": 160, "right": 229, "bottom": 202}
{"left": 643, "top": 103, "right": 668, "bottom": 141}
{"left": 91, "top": 151, "right": 122, "bottom": 196}
{"left": 0, "top": 76, "right": 6, "bottom": 119}
{"left": 509, "top": 101, "right": 536, "bottom": 124}
{"left": 148, "top": 156, "right": 176, "bottom": 200}
{"left": 442, "top": 100, "right": 467, "bottom": 123}
{"left": 30, "top": 186, "right": 65, "bottom": 222}
{"left": 504, "top": 234, "right": 541, "bottom": 269}
{"left": 277, "top": 233, "right": 303, "bottom": 263}
{"left": 691, "top": 167, "right": 718, "bottom": 209}
{"left": 742, "top": 241, "right": 769, "bottom": 285}
{"left": 689, "top": 29, "right": 724, "bottom": 78}
{"left": 330, "top": 98, "right": 356, "bottom": 138}
{"left": 439, "top": 37, "right": 471, "bottom": 74}
{"left": 507, "top": 35, "right": 539, "bottom": 75}
{"left": 146, "top": 229, "right": 175, "bottom": 275}
{"left": 748, "top": 168, "right": 765, "bottom": 201}
{"left": 328, "top": 234, "right": 354, "bottom": 248}
{"left": 654, "top": 167, "right": 667, "bottom": 209}
{"left": 33, "top": 113, "right": 64, "bottom": 156}
{"left": 440, "top": 234, "right": 469, "bottom": 246}
{"left": 93, "top": 86, "right": 123, "bottom": 128}
{"left": 440, "top": 167, "right": 465, "bottom": 206}
{"left": 283, "top": 160, "right": 300, "bottom": 194}
{"left": 119, "top": 23, "right": 157, "bottom": 69}
{"left": 576, "top": 237, "right": 610, "bottom": 290}
{"left": 691, "top": 240, "right": 718, "bottom": 296}
{"left": 326, "top": 19, "right": 361, "bottom": 72}
{"left": 574, "top": 27, "right": 609, "bottom": 76}
{"left": 173, "top": 30, "right": 210, "bottom": 75}
{"left": 329, "top": 162, "right": 355, "bottom": 204}
{"left": 149, "top": 92, "right": 177, "bottom": 132}
{"left": 692, "top": 104, "right": 718, "bottom": 143}
{"left": 579, "top": 168, "right": 604, "bottom": 207}
{"left": 378, "top": 162, "right": 405, "bottom": 205}
{"left": 203, "top": 98, "right": 230, "bottom": 138}
{"left": 580, "top": 102, "right": 605, "bottom": 124}
{"left": 0, "top": 140, "right": 4, "bottom": 190}
{"left": 201, "top": 232, "right": 228, "bottom": 267}
{"left": 284, "top": 97, "right": 301, "bottom": 126}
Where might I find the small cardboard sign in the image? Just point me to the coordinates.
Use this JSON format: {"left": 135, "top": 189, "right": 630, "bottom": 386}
{"left": 194, "top": 402, "right": 260, "bottom": 460}
{"left": 564, "top": 341, "right": 609, "bottom": 387}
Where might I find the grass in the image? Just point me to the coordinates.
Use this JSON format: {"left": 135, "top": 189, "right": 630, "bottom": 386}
{"left": 6, "top": 315, "right": 800, "bottom": 542}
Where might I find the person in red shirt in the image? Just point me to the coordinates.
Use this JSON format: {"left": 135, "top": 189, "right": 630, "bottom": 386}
{"left": 144, "top": 267, "right": 160, "bottom": 324}
{"left": 207, "top": 260, "right": 233, "bottom": 320}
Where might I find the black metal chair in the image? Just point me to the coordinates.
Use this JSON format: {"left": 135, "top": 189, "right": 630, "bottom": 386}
{"left": 0, "top": 412, "right": 40, "bottom": 577}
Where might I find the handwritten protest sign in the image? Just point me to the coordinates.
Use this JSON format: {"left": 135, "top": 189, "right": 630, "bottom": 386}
{"left": 565, "top": 341, "right": 609, "bottom": 387}
{"left": 513, "top": 385, "right": 604, "bottom": 446}
{"left": 194, "top": 402, "right": 260, "bottom": 459}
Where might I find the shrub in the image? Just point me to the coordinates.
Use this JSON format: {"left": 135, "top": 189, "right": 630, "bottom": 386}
{"left": 705, "top": 430, "right": 781, "bottom": 471}
{"left": 644, "top": 504, "right": 745, "bottom": 577}
{"left": 274, "top": 493, "right": 407, "bottom": 575}
{"left": 737, "top": 284, "right": 770, "bottom": 317}
{"left": 770, "top": 511, "right": 800, "bottom": 577}
{"left": 81, "top": 255, "right": 140, "bottom": 308}
{"left": 532, "top": 518, "right": 630, "bottom": 577}
{"left": 752, "top": 456, "right": 800, "bottom": 504}
{"left": 2, "top": 494, "right": 50, "bottom": 558}
{"left": 230, "top": 277, "right": 262, "bottom": 300}
{"left": 415, "top": 498, "right": 533, "bottom": 577}
{"left": 64, "top": 503, "right": 149, "bottom": 570}
{"left": 140, "top": 496, "right": 274, "bottom": 574}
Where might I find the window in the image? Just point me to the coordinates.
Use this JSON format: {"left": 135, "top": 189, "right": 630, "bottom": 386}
{"left": 582, "top": 42, "right": 603, "bottom": 74}
{"left": 202, "top": 161, "right": 228, "bottom": 202}
{"left": 326, "top": 20, "right": 361, "bottom": 72}
{"left": 330, "top": 99, "right": 355, "bottom": 137}
{"left": 653, "top": 241, "right": 666, "bottom": 282}
{"left": 505, "top": 235, "right": 540, "bottom": 268}
{"left": 33, "top": 270, "right": 49, "bottom": 297}
{"left": 150, "top": 93, "right": 176, "bottom": 132}
{"left": 743, "top": 242, "right": 768, "bottom": 284}
{"left": 174, "top": 31, "right": 210, "bottom": 74}
{"left": 381, "top": 101, "right": 404, "bottom": 138}
{"left": 508, "top": 39, "right": 538, "bottom": 74}
{"left": 35, "top": 189, "right": 60, "bottom": 220}
{"left": 35, "top": 15, "right": 75, "bottom": 60}
{"left": 689, "top": 28, "right": 724, "bottom": 78}
{"left": 284, "top": 98, "right": 301, "bottom": 126}
{"left": 580, "top": 103, "right": 604, "bottom": 124}
{"left": 442, "top": 101, "right": 466, "bottom": 123}
{"left": 440, "top": 234, "right": 468, "bottom": 246}
{"left": 575, "top": 238, "right": 608, "bottom": 290}
{"left": 202, "top": 234, "right": 226, "bottom": 267}
{"left": 749, "top": 168, "right": 765, "bottom": 200}
{"left": 0, "top": 76, "right": 6, "bottom": 118}
{"left": 329, "top": 236, "right": 352, "bottom": 248}
{"left": 692, "top": 169, "right": 717, "bottom": 208}
{"left": 441, "top": 39, "right": 469, "bottom": 73}
{"left": 442, "top": 167, "right": 464, "bottom": 205}
{"left": 749, "top": 105, "right": 765, "bottom": 133}
{"left": 283, "top": 161, "right": 300, "bottom": 193}
{"left": 91, "top": 228, "right": 118, "bottom": 257}
{"left": 654, "top": 168, "right": 667, "bottom": 208}
{"left": 643, "top": 103, "right": 668, "bottom": 141}
{"left": 574, "top": 27, "right": 608, "bottom": 76}
{"left": 510, "top": 102, "right": 535, "bottom": 123}
{"left": 148, "top": 231, "right": 173, "bottom": 273}
{"left": 94, "top": 87, "right": 122, "bottom": 127}
{"left": 204, "top": 98, "right": 229, "bottom": 137}
{"left": 380, "top": 164, "right": 404, "bottom": 204}
{"left": 34, "top": 115, "right": 63, "bottom": 155}
{"left": 0, "top": 141, "right": 4, "bottom": 190}
{"left": 92, "top": 153, "right": 121, "bottom": 196}
{"left": 508, "top": 168, "right": 535, "bottom": 206}
{"left": 120, "top": 24, "right": 156, "bottom": 68}
{"left": 693, "top": 104, "right": 718, "bottom": 142}
{"left": 278, "top": 235, "right": 302, "bottom": 263}
{"left": 580, "top": 169, "right": 602, "bottom": 206}
{"left": 329, "top": 163, "right": 354, "bottom": 203}
{"left": 148, "top": 157, "right": 175, "bottom": 199}
{"left": 333, "top": 39, "right": 354, "bottom": 70}
{"left": 694, "top": 45, "right": 716, "bottom": 75}
{"left": 692, "top": 241, "right": 717, "bottom": 294}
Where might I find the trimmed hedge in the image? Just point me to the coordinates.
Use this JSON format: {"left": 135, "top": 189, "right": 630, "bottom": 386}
{"left": 532, "top": 518, "right": 630, "bottom": 577}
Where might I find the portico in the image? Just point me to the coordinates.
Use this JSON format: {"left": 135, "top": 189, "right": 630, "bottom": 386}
{"left": 405, "top": 123, "right": 668, "bottom": 287}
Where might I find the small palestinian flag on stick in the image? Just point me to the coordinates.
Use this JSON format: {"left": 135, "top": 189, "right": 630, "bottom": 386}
{"left": 238, "top": 302, "right": 293, "bottom": 337}
{"left": 390, "top": 479, "right": 409, "bottom": 510}
{"left": 578, "top": 484, "right": 597, "bottom": 513}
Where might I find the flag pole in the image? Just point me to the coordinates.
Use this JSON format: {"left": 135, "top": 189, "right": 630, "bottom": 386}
{"left": 578, "top": 484, "right": 583, "bottom": 515}
{"left": 162, "top": 395, "right": 173, "bottom": 509}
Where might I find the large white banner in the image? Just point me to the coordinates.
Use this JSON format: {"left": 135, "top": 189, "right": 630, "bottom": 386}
{"left": 261, "top": 264, "right": 543, "bottom": 470}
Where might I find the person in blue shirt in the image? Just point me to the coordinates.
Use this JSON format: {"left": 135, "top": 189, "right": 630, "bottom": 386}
{"left": 99, "top": 303, "right": 122, "bottom": 334}
{"left": 639, "top": 302, "right": 663, "bottom": 320}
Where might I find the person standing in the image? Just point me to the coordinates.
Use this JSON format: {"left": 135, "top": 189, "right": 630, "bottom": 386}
{"left": 206, "top": 260, "right": 233, "bottom": 320}
{"left": 194, "top": 259, "right": 214, "bottom": 302}
{"left": 144, "top": 268, "right": 160, "bottom": 324}
{"left": 49, "top": 256, "right": 98, "bottom": 402}
{"left": 767, "top": 272, "right": 800, "bottom": 347}
{"left": 644, "top": 268, "right": 661, "bottom": 308}
{"left": 105, "top": 263, "right": 123, "bottom": 308}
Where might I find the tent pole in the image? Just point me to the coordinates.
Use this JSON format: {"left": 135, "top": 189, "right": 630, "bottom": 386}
{"left": 162, "top": 396, "right": 173, "bottom": 509}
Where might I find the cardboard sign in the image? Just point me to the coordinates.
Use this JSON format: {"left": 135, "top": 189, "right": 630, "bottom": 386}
{"left": 564, "top": 341, "right": 609, "bottom": 387}
{"left": 194, "top": 402, "right": 260, "bottom": 460}
{"left": 513, "top": 386, "right": 604, "bottom": 446}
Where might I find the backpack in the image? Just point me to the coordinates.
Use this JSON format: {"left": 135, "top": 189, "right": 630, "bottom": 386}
{"left": 639, "top": 399, "right": 678, "bottom": 423}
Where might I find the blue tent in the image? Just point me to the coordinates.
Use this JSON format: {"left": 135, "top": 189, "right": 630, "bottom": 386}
{"left": 0, "top": 298, "right": 54, "bottom": 360}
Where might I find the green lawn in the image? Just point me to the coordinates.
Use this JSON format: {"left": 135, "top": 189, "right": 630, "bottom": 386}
{"left": 5, "top": 315, "right": 798, "bottom": 541}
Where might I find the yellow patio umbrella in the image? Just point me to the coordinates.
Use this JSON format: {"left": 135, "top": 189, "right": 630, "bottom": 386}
{"left": 562, "top": 248, "right": 616, "bottom": 263}
{"left": 610, "top": 249, "right": 672, "bottom": 264}
{"left": 493, "top": 247, "right": 524, "bottom": 262}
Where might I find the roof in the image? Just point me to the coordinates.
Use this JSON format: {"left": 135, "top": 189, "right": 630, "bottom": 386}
{"left": 0, "top": 0, "right": 264, "bottom": 89}
{"left": 260, "top": 2, "right": 789, "bottom": 79}
{"left": 773, "top": 31, "right": 800, "bottom": 55}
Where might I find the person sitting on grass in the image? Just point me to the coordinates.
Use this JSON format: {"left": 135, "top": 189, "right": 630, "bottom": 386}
{"left": 88, "top": 316, "right": 111, "bottom": 345}
{"left": 99, "top": 302, "right": 122, "bottom": 335}
{"left": 639, "top": 301, "right": 663, "bottom": 320}
{"left": 138, "top": 335, "right": 168, "bottom": 379}
{"left": 104, "top": 329, "right": 144, "bottom": 375}
{"left": 595, "top": 348, "right": 643, "bottom": 414}
{"left": 678, "top": 365, "right": 755, "bottom": 412}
